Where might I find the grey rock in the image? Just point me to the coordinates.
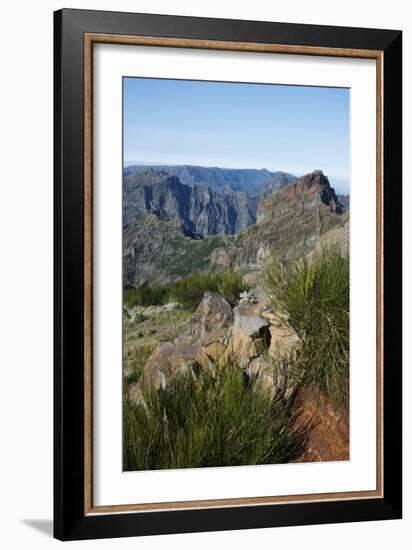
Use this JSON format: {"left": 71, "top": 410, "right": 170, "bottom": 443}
{"left": 237, "top": 315, "right": 268, "bottom": 338}
{"left": 195, "top": 292, "right": 233, "bottom": 345}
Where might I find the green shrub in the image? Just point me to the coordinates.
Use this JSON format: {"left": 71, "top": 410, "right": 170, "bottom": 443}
{"left": 124, "top": 285, "right": 168, "bottom": 308}
{"left": 124, "top": 271, "right": 249, "bottom": 312}
{"left": 168, "top": 272, "right": 221, "bottom": 310}
{"left": 217, "top": 271, "right": 250, "bottom": 306}
{"left": 263, "top": 245, "right": 349, "bottom": 409}
{"left": 123, "top": 366, "right": 298, "bottom": 471}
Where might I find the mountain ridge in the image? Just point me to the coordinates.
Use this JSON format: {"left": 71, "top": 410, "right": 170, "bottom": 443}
{"left": 124, "top": 164, "right": 297, "bottom": 195}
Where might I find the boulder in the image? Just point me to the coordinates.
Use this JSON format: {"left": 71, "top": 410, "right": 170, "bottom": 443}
{"left": 194, "top": 291, "right": 233, "bottom": 345}
{"left": 141, "top": 342, "right": 175, "bottom": 390}
{"left": 142, "top": 341, "right": 199, "bottom": 390}
{"left": 139, "top": 292, "right": 233, "bottom": 392}
{"left": 133, "top": 288, "right": 300, "bottom": 405}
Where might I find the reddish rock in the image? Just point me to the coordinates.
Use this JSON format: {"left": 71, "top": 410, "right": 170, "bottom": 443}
{"left": 290, "top": 388, "right": 349, "bottom": 462}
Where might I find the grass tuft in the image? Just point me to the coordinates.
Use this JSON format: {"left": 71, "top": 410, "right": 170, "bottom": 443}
{"left": 123, "top": 366, "right": 298, "bottom": 471}
{"left": 263, "top": 244, "right": 349, "bottom": 409}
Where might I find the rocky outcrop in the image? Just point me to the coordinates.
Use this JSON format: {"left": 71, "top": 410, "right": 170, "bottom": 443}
{"left": 129, "top": 289, "right": 300, "bottom": 406}
{"left": 129, "top": 292, "right": 233, "bottom": 401}
{"left": 127, "top": 289, "right": 349, "bottom": 465}
{"left": 219, "top": 290, "right": 300, "bottom": 398}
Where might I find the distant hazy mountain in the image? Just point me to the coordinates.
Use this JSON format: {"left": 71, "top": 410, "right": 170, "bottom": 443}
{"left": 329, "top": 177, "right": 349, "bottom": 195}
{"left": 124, "top": 164, "right": 296, "bottom": 195}
{"left": 337, "top": 194, "right": 350, "bottom": 210}
{"left": 259, "top": 172, "right": 298, "bottom": 197}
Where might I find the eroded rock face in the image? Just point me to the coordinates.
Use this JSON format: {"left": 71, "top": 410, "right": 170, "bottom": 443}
{"left": 123, "top": 169, "right": 257, "bottom": 236}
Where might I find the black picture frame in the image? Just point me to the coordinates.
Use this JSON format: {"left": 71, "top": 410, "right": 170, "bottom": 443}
{"left": 54, "top": 8, "right": 402, "bottom": 541}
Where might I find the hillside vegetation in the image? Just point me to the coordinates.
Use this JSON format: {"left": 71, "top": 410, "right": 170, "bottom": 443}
{"left": 124, "top": 246, "right": 349, "bottom": 470}
{"left": 124, "top": 365, "right": 299, "bottom": 471}
{"left": 124, "top": 271, "right": 248, "bottom": 311}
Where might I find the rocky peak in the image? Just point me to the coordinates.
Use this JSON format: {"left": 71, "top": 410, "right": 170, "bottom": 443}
{"left": 130, "top": 287, "right": 299, "bottom": 402}
{"left": 257, "top": 170, "right": 345, "bottom": 224}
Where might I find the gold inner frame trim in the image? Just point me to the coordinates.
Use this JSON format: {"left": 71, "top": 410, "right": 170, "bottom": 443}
{"left": 84, "top": 32, "right": 384, "bottom": 515}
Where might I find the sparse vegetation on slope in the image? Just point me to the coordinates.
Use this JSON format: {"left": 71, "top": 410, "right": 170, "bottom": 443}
{"left": 123, "top": 304, "right": 194, "bottom": 381}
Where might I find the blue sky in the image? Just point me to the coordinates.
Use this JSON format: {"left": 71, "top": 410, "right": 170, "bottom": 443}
{"left": 124, "top": 77, "right": 349, "bottom": 193}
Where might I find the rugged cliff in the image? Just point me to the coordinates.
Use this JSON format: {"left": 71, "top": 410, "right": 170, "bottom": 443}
{"left": 123, "top": 170, "right": 346, "bottom": 287}
{"left": 123, "top": 170, "right": 258, "bottom": 236}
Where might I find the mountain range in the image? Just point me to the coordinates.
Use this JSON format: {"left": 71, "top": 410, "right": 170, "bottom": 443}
{"left": 124, "top": 164, "right": 297, "bottom": 195}
{"left": 123, "top": 168, "right": 348, "bottom": 287}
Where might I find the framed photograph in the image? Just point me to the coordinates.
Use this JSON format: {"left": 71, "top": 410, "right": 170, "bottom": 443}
{"left": 54, "top": 8, "right": 402, "bottom": 541}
